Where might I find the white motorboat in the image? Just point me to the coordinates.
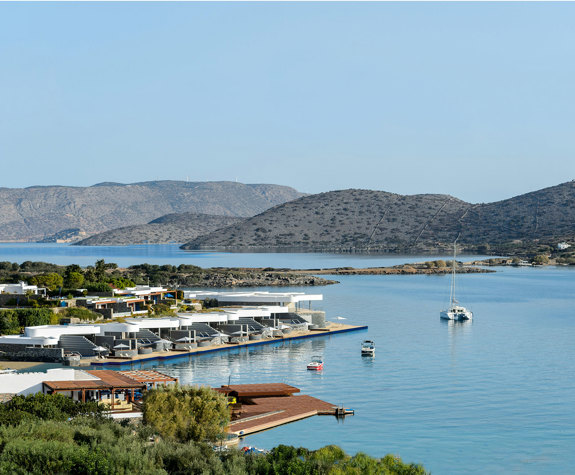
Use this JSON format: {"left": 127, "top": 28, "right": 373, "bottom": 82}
{"left": 307, "top": 355, "right": 324, "bottom": 371}
{"left": 361, "top": 340, "right": 375, "bottom": 356}
{"left": 440, "top": 240, "right": 473, "bottom": 321}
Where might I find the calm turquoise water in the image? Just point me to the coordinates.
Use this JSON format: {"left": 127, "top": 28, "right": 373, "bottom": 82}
{"left": 2, "top": 244, "right": 574, "bottom": 474}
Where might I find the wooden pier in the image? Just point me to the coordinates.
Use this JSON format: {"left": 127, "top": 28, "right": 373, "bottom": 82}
{"left": 216, "top": 383, "right": 353, "bottom": 436}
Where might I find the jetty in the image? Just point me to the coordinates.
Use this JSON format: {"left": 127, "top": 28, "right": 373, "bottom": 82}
{"left": 217, "top": 383, "right": 353, "bottom": 436}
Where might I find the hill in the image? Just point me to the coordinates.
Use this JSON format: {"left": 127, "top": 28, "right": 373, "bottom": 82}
{"left": 74, "top": 213, "right": 243, "bottom": 246}
{"left": 0, "top": 181, "right": 303, "bottom": 242}
{"left": 181, "top": 181, "right": 575, "bottom": 254}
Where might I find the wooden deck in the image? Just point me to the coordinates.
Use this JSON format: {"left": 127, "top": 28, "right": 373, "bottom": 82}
{"left": 229, "top": 395, "right": 339, "bottom": 436}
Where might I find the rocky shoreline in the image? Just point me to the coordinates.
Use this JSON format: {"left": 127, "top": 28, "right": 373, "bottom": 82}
{"left": 195, "top": 271, "right": 339, "bottom": 287}
{"left": 286, "top": 265, "right": 493, "bottom": 276}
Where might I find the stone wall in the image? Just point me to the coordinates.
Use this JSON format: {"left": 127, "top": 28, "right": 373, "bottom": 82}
{"left": 0, "top": 344, "right": 64, "bottom": 362}
{"left": 0, "top": 294, "right": 42, "bottom": 307}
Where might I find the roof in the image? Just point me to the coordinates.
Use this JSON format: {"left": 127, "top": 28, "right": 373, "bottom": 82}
{"left": 42, "top": 370, "right": 175, "bottom": 392}
{"left": 85, "top": 370, "right": 145, "bottom": 388}
{"left": 43, "top": 380, "right": 110, "bottom": 391}
{"left": 119, "top": 370, "right": 178, "bottom": 384}
{"left": 216, "top": 383, "right": 300, "bottom": 398}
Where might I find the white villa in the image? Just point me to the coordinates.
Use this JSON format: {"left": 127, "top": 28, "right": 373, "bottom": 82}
{"left": 0, "top": 281, "right": 45, "bottom": 296}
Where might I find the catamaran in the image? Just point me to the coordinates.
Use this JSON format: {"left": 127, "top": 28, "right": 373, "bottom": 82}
{"left": 440, "top": 240, "right": 473, "bottom": 321}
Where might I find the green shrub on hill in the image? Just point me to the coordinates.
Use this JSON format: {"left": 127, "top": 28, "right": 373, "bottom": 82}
{"left": 0, "top": 308, "right": 53, "bottom": 334}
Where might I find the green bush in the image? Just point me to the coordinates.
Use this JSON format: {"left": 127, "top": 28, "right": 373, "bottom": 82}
{"left": 143, "top": 385, "right": 230, "bottom": 443}
{"left": 63, "top": 307, "right": 100, "bottom": 321}
{"left": 0, "top": 394, "right": 103, "bottom": 425}
{"left": 0, "top": 308, "right": 53, "bottom": 334}
{"left": 85, "top": 282, "right": 112, "bottom": 292}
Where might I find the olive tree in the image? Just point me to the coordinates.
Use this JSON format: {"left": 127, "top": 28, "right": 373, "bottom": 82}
{"left": 143, "top": 385, "right": 230, "bottom": 443}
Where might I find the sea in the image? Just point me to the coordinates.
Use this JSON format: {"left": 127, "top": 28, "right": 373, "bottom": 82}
{"left": 1, "top": 243, "right": 574, "bottom": 474}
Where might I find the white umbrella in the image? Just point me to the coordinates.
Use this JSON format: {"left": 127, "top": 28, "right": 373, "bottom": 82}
{"left": 93, "top": 346, "right": 108, "bottom": 352}
{"left": 113, "top": 343, "right": 131, "bottom": 349}
{"left": 176, "top": 337, "right": 194, "bottom": 342}
{"left": 156, "top": 339, "right": 172, "bottom": 345}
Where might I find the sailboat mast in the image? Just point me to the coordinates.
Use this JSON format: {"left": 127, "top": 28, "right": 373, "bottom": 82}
{"left": 450, "top": 240, "right": 457, "bottom": 306}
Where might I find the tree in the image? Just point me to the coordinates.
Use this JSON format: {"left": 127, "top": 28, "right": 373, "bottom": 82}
{"left": 85, "top": 282, "right": 112, "bottom": 292}
{"left": 95, "top": 260, "right": 107, "bottom": 281}
{"left": 29, "top": 273, "right": 64, "bottom": 291}
{"left": 143, "top": 385, "right": 230, "bottom": 443}
{"left": 64, "top": 271, "right": 84, "bottom": 289}
{"left": 532, "top": 254, "right": 549, "bottom": 265}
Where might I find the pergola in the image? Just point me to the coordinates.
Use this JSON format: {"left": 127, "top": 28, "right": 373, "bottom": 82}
{"left": 118, "top": 370, "right": 178, "bottom": 389}
{"left": 216, "top": 383, "right": 301, "bottom": 400}
{"left": 41, "top": 370, "right": 177, "bottom": 411}
{"left": 43, "top": 375, "right": 144, "bottom": 410}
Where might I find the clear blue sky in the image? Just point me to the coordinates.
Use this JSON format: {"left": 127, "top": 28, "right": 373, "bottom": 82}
{"left": 1, "top": 2, "right": 574, "bottom": 203}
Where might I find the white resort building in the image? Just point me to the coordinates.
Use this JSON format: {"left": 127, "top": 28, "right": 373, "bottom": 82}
{"left": 0, "top": 291, "right": 326, "bottom": 361}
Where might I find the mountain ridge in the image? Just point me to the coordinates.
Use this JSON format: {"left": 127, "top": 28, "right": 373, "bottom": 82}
{"left": 181, "top": 181, "right": 575, "bottom": 253}
{"left": 0, "top": 181, "right": 304, "bottom": 242}
{"left": 74, "top": 212, "right": 244, "bottom": 246}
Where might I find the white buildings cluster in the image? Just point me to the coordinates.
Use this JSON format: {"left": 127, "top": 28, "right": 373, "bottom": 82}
{"left": 0, "top": 290, "right": 325, "bottom": 359}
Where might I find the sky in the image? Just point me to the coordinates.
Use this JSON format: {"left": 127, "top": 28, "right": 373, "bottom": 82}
{"left": 1, "top": 2, "right": 574, "bottom": 204}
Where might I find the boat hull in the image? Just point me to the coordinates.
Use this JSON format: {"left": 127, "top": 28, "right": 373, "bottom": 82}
{"left": 307, "top": 363, "right": 323, "bottom": 371}
{"left": 440, "top": 308, "right": 473, "bottom": 321}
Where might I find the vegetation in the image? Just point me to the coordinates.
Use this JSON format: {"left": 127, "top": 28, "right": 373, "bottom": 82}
{"left": 0, "top": 419, "right": 427, "bottom": 474}
{"left": 0, "top": 392, "right": 426, "bottom": 474}
{"left": 143, "top": 385, "right": 230, "bottom": 443}
{"left": 28, "top": 273, "right": 64, "bottom": 291}
{"left": 0, "top": 308, "right": 53, "bottom": 334}
{"left": 0, "top": 393, "right": 103, "bottom": 426}
{"left": 0, "top": 260, "right": 335, "bottom": 291}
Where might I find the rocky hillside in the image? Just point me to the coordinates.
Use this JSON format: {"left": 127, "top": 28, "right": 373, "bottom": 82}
{"left": 0, "top": 181, "right": 303, "bottom": 242}
{"left": 74, "top": 213, "right": 243, "bottom": 246}
{"left": 181, "top": 181, "right": 575, "bottom": 254}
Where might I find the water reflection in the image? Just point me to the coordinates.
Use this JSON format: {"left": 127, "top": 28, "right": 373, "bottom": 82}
{"left": 442, "top": 318, "right": 473, "bottom": 335}
{"left": 99, "top": 337, "right": 331, "bottom": 388}
{"left": 442, "top": 319, "right": 472, "bottom": 367}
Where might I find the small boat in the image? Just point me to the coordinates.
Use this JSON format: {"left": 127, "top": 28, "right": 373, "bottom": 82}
{"left": 307, "top": 355, "right": 324, "bottom": 371}
{"left": 440, "top": 240, "right": 473, "bottom": 321}
{"left": 361, "top": 340, "right": 375, "bottom": 356}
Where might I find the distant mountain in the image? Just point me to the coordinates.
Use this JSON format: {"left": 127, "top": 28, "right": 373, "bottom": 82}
{"left": 0, "top": 181, "right": 303, "bottom": 242}
{"left": 181, "top": 181, "right": 575, "bottom": 253}
{"left": 74, "top": 213, "right": 243, "bottom": 246}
